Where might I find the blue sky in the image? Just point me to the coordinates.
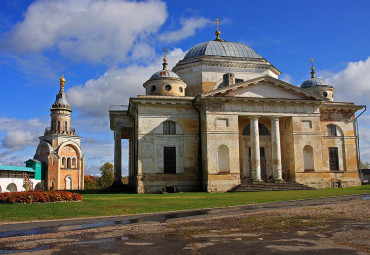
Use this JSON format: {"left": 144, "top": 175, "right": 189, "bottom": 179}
{"left": 0, "top": 0, "right": 369, "bottom": 176}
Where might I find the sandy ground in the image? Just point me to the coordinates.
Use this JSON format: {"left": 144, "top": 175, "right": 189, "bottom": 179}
{"left": 0, "top": 198, "right": 369, "bottom": 254}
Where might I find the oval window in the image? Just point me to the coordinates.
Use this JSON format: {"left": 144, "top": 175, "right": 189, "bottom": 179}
{"left": 165, "top": 85, "right": 172, "bottom": 91}
{"left": 322, "top": 92, "right": 328, "bottom": 97}
{"left": 179, "top": 87, "right": 183, "bottom": 93}
{"left": 151, "top": 85, "right": 156, "bottom": 92}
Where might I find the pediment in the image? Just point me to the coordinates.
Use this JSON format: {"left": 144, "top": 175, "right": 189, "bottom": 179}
{"left": 202, "top": 76, "right": 326, "bottom": 101}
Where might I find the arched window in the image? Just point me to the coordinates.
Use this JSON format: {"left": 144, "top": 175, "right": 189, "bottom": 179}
{"left": 67, "top": 158, "right": 72, "bottom": 168}
{"left": 242, "top": 122, "right": 270, "bottom": 135}
{"left": 72, "top": 157, "right": 77, "bottom": 168}
{"left": 163, "top": 121, "right": 176, "bottom": 134}
{"left": 327, "top": 125, "right": 337, "bottom": 136}
{"left": 303, "top": 145, "right": 314, "bottom": 171}
{"left": 62, "top": 157, "right": 66, "bottom": 168}
{"left": 52, "top": 157, "right": 55, "bottom": 165}
{"left": 57, "top": 121, "right": 61, "bottom": 131}
{"left": 64, "top": 121, "right": 68, "bottom": 131}
{"left": 218, "top": 145, "right": 230, "bottom": 173}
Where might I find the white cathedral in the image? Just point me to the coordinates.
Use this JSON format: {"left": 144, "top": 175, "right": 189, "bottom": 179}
{"left": 109, "top": 25, "right": 364, "bottom": 193}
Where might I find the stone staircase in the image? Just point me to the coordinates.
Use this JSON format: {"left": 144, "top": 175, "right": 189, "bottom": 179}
{"left": 228, "top": 181, "right": 315, "bottom": 192}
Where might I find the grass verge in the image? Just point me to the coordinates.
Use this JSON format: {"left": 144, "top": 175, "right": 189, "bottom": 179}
{"left": 0, "top": 185, "right": 368, "bottom": 223}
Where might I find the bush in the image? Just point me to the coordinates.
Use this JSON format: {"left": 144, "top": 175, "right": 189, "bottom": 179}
{"left": 0, "top": 191, "right": 82, "bottom": 204}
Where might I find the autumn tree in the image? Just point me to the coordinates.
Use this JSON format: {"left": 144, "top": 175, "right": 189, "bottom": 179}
{"left": 84, "top": 175, "right": 97, "bottom": 189}
{"left": 96, "top": 162, "right": 114, "bottom": 188}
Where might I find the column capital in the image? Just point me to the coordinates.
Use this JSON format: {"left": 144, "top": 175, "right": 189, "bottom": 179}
{"left": 250, "top": 115, "right": 261, "bottom": 120}
{"left": 271, "top": 116, "right": 282, "bottom": 121}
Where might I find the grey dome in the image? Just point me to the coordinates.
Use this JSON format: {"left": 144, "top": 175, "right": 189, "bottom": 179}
{"left": 149, "top": 70, "right": 180, "bottom": 80}
{"left": 52, "top": 91, "right": 70, "bottom": 109}
{"left": 301, "top": 77, "right": 331, "bottom": 88}
{"left": 184, "top": 40, "right": 263, "bottom": 60}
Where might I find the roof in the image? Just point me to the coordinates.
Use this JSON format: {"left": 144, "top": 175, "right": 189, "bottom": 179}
{"left": 0, "top": 165, "right": 35, "bottom": 172}
{"left": 25, "top": 159, "right": 41, "bottom": 164}
{"left": 360, "top": 169, "right": 370, "bottom": 174}
{"left": 184, "top": 40, "right": 263, "bottom": 60}
{"left": 301, "top": 77, "right": 331, "bottom": 88}
{"left": 149, "top": 70, "right": 180, "bottom": 80}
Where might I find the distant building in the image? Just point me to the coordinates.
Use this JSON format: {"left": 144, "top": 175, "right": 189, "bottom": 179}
{"left": 34, "top": 76, "right": 84, "bottom": 190}
{"left": 110, "top": 25, "right": 364, "bottom": 193}
{"left": 0, "top": 159, "right": 43, "bottom": 193}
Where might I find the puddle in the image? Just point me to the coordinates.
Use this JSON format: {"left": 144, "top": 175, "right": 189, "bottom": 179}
{"left": 0, "top": 228, "right": 49, "bottom": 238}
{"left": 361, "top": 196, "right": 370, "bottom": 201}
{"left": 78, "top": 237, "right": 116, "bottom": 244}
{"left": 0, "top": 245, "right": 47, "bottom": 254}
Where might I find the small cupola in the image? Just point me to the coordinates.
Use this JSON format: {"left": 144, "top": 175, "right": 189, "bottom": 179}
{"left": 300, "top": 58, "right": 335, "bottom": 101}
{"left": 143, "top": 48, "right": 187, "bottom": 96}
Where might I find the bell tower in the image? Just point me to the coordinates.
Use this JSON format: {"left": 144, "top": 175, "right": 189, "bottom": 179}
{"left": 49, "top": 75, "right": 74, "bottom": 135}
{"left": 34, "top": 75, "right": 84, "bottom": 191}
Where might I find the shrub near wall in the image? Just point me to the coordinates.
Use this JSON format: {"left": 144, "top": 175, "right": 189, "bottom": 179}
{"left": 0, "top": 191, "right": 82, "bottom": 204}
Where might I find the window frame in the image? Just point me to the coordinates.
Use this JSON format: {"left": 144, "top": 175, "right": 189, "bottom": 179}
{"left": 329, "top": 147, "right": 339, "bottom": 170}
{"left": 163, "top": 121, "right": 176, "bottom": 135}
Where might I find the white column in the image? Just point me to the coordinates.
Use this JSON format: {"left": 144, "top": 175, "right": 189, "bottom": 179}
{"left": 271, "top": 117, "right": 284, "bottom": 182}
{"left": 114, "top": 129, "right": 122, "bottom": 184}
{"left": 250, "top": 116, "right": 263, "bottom": 183}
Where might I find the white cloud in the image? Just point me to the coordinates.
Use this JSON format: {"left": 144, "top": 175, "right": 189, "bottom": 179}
{"left": 67, "top": 48, "right": 186, "bottom": 117}
{"left": 0, "top": 117, "right": 46, "bottom": 133}
{"left": 0, "top": 117, "right": 47, "bottom": 155}
{"left": 3, "top": 0, "right": 167, "bottom": 64}
{"left": 280, "top": 74, "right": 293, "bottom": 84}
{"left": 1, "top": 130, "right": 38, "bottom": 151}
{"left": 320, "top": 56, "right": 370, "bottom": 105}
{"left": 158, "top": 17, "right": 211, "bottom": 42}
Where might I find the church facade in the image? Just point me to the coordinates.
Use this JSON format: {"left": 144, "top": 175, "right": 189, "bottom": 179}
{"left": 34, "top": 76, "right": 84, "bottom": 191}
{"left": 110, "top": 30, "right": 364, "bottom": 193}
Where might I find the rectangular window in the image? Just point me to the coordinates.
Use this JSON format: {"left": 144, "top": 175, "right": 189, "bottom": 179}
{"left": 163, "top": 122, "right": 176, "bottom": 134}
{"left": 164, "top": 147, "right": 176, "bottom": 174}
{"left": 329, "top": 147, "right": 339, "bottom": 170}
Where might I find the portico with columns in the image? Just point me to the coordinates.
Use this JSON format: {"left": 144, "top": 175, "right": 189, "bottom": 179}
{"left": 109, "top": 25, "right": 363, "bottom": 193}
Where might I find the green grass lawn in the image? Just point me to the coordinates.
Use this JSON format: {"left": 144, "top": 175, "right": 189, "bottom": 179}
{"left": 0, "top": 185, "right": 369, "bottom": 223}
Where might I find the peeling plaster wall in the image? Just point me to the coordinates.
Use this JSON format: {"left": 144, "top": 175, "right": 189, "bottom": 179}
{"left": 294, "top": 108, "right": 361, "bottom": 188}
{"left": 136, "top": 103, "right": 199, "bottom": 193}
{"left": 202, "top": 109, "right": 240, "bottom": 192}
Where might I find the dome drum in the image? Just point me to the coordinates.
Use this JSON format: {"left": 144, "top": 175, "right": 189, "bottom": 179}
{"left": 143, "top": 79, "right": 186, "bottom": 97}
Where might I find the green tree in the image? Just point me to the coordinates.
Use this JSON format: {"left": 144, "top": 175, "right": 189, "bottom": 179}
{"left": 360, "top": 160, "right": 370, "bottom": 169}
{"left": 97, "top": 162, "right": 114, "bottom": 188}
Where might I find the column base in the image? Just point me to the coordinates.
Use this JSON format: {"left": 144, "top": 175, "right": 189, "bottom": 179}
{"left": 274, "top": 178, "right": 285, "bottom": 183}
{"left": 252, "top": 179, "right": 264, "bottom": 184}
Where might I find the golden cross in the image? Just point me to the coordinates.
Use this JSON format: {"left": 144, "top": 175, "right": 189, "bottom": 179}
{"left": 310, "top": 57, "right": 314, "bottom": 68}
{"left": 163, "top": 48, "right": 168, "bottom": 58}
{"left": 214, "top": 18, "right": 221, "bottom": 31}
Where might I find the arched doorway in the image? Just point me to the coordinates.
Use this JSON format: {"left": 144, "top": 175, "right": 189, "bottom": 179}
{"left": 35, "top": 182, "right": 43, "bottom": 191}
{"left": 6, "top": 183, "right": 17, "bottom": 192}
{"left": 65, "top": 176, "right": 72, "bottom": 190}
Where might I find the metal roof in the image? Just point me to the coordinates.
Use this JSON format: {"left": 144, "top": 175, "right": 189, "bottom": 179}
{"left": 301, "top": 77, "right": 331, "bottom": 88}
{"left": 0, "top": 165, "right": 35, "bottom": 172}
{"left": 184, "top": 40, "right": 263, "bottom": 60}
{"left": 149, "top": 70, "right": 180, "bottom": 80}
